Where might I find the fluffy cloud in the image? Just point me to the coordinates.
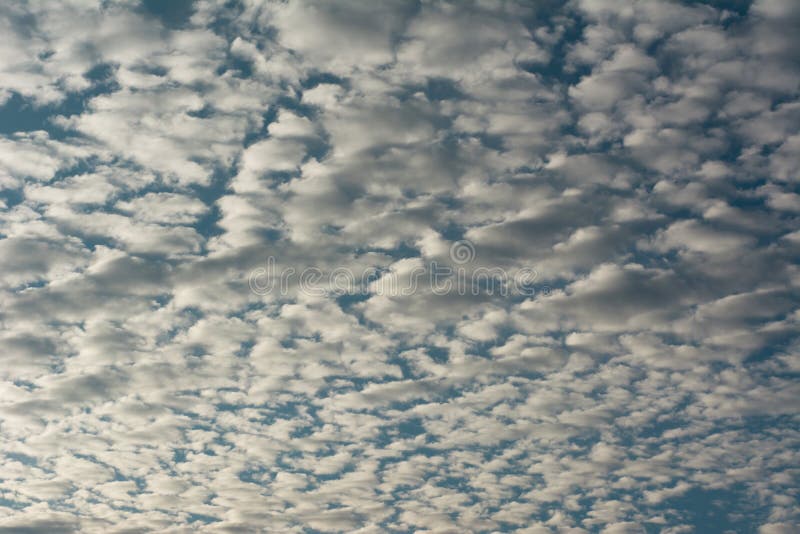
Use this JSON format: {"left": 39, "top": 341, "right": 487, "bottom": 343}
{"left": 0, "top": 1, "right": 797, "bottom": 532}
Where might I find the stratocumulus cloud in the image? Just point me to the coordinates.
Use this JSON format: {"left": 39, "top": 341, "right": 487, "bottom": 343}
{"left": 0, "top": 1, "right": 798, "bottom": 532}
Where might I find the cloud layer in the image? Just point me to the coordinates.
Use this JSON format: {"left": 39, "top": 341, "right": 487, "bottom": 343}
{"left": 0, "top": 0, "right": 798, "bottom": 532}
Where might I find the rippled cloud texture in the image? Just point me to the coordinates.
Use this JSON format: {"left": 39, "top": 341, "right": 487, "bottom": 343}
{"left": 1, "top": 0, "right": 799, "bottom": 532}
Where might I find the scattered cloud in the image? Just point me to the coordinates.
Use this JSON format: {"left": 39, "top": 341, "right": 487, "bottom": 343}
{"left": 0, "top": 0, "right": 797, "bottom": 532}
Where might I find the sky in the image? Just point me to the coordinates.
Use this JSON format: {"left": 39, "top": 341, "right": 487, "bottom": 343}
{"left": 0, "top": 0, "right": 798, "bottom": 532}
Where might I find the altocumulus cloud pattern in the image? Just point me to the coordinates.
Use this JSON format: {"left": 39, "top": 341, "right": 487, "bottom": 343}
{"left": 0, "top": 1, "right": 799, "bottom": 532}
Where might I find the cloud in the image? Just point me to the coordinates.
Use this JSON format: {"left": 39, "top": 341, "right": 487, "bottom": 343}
{"left": 0, "top": 0, "right": 798, "bottom": 532}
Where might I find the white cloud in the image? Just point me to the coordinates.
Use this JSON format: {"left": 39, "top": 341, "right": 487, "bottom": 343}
{"left": 0, "top": 0, "right": 797, "bottom": 532}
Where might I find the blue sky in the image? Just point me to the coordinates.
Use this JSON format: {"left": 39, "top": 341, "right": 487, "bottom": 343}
{"left": 0, "top": 0, "right": 798, "bottom": 532}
